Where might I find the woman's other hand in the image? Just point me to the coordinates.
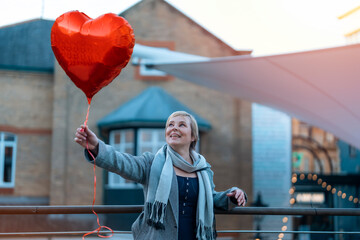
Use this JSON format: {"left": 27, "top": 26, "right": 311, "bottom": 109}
{"left": 74, "top": 125, "right": 99, "bottom": 154}
{"left": 226, "top": 189, "right": 246, "bottom": 206}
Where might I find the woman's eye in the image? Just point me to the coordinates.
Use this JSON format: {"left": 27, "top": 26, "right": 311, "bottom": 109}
{"left": 180, "top": 123, "right": 185, "bottom": 127}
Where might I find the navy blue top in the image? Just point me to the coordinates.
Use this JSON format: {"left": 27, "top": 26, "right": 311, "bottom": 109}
{"left": 177, "top": 175, "right": 199, "bottom": 240}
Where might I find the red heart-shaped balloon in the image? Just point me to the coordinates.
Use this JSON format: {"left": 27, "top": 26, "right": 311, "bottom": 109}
{"left": 51, "top": 11, "right": 135, "bottom": 102}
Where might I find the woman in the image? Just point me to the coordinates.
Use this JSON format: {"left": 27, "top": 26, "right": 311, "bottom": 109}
{"left": 75, "top": 111, "right": 246, "bottom": 240}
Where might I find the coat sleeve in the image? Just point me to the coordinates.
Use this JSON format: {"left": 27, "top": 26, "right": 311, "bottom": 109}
{"left": 206, "top": 163, "right": 247, "bottom": 211}
{"left": 84, "top": 140, "right": 154, "bottom": 185}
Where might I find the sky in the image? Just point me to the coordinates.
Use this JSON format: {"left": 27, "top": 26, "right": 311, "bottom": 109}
{"left": 0, "top": 0, "right": 359, "bottom": 56}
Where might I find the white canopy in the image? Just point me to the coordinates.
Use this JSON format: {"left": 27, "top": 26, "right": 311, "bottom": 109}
{"left": 133, "top": 44, "right": 360, "bottom": 149}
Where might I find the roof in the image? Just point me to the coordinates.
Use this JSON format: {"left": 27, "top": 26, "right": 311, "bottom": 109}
{"left": 120, "top": 0, "right": 252, "bottom": 56}
{"left": 97, "top": 86, "right": 211, "bottom": 131}
{"left": 0, "top": 19, "right": 54, "bottom": 72}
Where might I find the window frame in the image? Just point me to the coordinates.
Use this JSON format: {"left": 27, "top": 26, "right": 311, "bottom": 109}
{"left": 107, "top": 128, "right": 167, "bottom": 189}
{"left": 134, "top": 41, "right": 175, "bottom": 81}
{"left": 107, "top": 129, "right": 138, "bottom": 189}
{"left": 0, "top": 132, "right": 17, "bottom": 188}
{"left": 107, "top": 127, "right": 200, "bottom": 189}
{"left": 136, "top": 128, "right": 166, "bottom": 155}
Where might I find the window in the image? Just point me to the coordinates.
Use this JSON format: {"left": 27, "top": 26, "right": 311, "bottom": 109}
{"left": 349, "top": 145, "right": 357, "bottom": 158}
{"left": 134, "top": 41, "right": 175, "bottom": 81}
{"left": 138, "top": 58, "right": 167, "bottom": 77}
{"left": 137, "top": 129, "right": 166, "bottom": 155}
{"left": 0, "top": 132, "right": 17, "bottom": 188}
{"left": 108, "top": 129, "right": 135, "bottom": 188}
{"left": 107, "top": 128, "right": 166, "bottom": 189}
{"left": 107, "top": 128, "right": 200, "bottom": 188}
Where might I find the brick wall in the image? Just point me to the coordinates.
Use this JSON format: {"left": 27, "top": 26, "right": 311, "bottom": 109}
{"left": 0, "top": 70, "right": 53, "bottom": 198}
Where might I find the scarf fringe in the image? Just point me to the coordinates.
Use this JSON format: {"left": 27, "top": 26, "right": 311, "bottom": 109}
{"left": 196, "top": 220, "right": 215, "bottom": 240}
{"left": 146, "top": 201, "right": 167, "bottom": 230}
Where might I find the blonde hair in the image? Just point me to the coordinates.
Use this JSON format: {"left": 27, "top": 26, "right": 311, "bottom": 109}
{"left": 166, "top": 111, "right": 199, "bottom": 150}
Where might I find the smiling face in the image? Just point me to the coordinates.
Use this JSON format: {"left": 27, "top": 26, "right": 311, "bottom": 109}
{"left": 165, "top": 115, "right": 195, "bottom": 151}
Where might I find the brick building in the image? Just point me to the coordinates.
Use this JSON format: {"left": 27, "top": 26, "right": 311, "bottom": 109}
{"left": 0, "top": 0, "right": 253, "bottom": 238}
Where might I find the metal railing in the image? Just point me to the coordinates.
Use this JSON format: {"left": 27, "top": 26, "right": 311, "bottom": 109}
{"left": 0, "top": 206, "right": 360, "bottom": 238}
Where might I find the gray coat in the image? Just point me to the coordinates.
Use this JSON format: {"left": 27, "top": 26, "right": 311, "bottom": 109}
{"left": 86, "top": 140, "right": 242, "bottom": 240}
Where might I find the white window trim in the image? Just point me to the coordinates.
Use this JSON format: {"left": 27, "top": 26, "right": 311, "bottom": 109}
{"left": 139, "top": 62, "right": 167, "bottom": 77}
{"left": 107, "top": 129, "right": 139, "bottom": 189}
{"left": 0, "top": 132, "right": 17, "bottom": 188}
{"left": 107, "top": 128, "right": 200, "bottom": 189}
{"left": 136, "top": 129, "right": 166, "bottom": 155}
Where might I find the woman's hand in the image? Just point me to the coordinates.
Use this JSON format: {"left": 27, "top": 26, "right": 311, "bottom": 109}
{"left": 226, "top": 189, "right": 246, "bottom": 206}
{"left": 74, "top": 125, "right": 99, "bottom": 154}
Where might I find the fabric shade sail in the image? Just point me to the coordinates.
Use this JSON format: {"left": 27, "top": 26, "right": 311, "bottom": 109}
{"left": 147, "top": 44, "right": 360, "bottom": 149}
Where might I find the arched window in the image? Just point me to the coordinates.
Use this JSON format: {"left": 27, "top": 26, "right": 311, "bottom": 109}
{"left": 0, "top": 132, "right": 17, "bottom": 187}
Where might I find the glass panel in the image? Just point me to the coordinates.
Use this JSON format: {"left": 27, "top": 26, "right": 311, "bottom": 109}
{"left": 114, "top": 132, "right": 121, "bottom": 144}
{"left": 4, "top": 147, "right": 13, "bottom": 183}
{"left": 4, "top": 133, "right": 15, "bottom": 141}
{"left": 108, "top": 129, "right": 136, "bottom": 188}
{"left": 141, "top": 147, "right": 152, "bottom": 153}
{"left": 141, "top": 131, "right": 152, "bottom": 142}
{"left": 125, "top": 130, "right": 134, "bottom": 142}
{"left": 113, "top": 174, "right": 122, "bottom": 185}
{"left": 125, "top": 147, "right": 134, "bottom": 154}
{"left": 158, "top": 130, "right": 165, "bottom": 142}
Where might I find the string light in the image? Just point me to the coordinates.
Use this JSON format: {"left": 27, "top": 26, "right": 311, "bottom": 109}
{"left": 300, "top": 173, "right": 305, "bottom": 180}
{"left": 286, "top": 172, "right": 360, "bottom": 240}
{"left": 284, "top": 173, "right": 360, "bottom": 240}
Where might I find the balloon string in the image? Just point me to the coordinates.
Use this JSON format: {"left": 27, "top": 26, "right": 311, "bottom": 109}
{"left": 82, "top": 101, "right": 114, "bottom": 240}
{"left": 84, "top": 103, "right": 91, "bottom": 127}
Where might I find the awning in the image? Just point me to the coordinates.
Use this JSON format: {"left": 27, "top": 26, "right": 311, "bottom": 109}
{"left": 134, "top": 44, "right": 360, "bottom": 149}
{"left": 98, "top": 86, "right": 211, "bottom": 131}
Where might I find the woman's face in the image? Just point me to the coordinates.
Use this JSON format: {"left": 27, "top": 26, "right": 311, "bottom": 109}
{"left": 166, "top": 115, "right": 194, "bottom": 151}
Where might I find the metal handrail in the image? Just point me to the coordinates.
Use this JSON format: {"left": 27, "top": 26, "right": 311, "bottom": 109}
{"left": 1, "top": 230, "right": 360, "bottom": 237}
{"left": 0, "top": 205, "right": 360, "bottom": 216}
{"left": 1, "top": 206, "right": 360, "bottom": 238}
